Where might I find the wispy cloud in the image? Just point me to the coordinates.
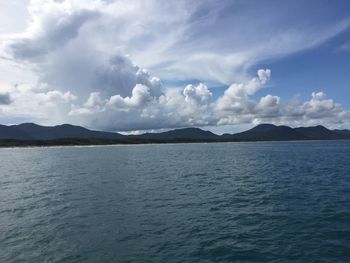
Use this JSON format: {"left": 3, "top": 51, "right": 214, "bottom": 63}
{"left": 337, "top": 41, "right": 350, "bottom": 52}
{"left": 0, "top": 0, "right": 350, "bottom": 131}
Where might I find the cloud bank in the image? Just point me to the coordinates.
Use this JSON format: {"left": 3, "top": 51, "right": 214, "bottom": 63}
{"left": 0, "top": 0, "right": 350, "bottom": 131}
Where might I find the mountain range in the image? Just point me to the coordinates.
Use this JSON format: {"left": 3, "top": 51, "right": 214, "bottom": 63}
{"left": 0, "top": 123, "right": 123, "bottom": 140}
{"left": 0, "top": 123, "right": 349, "bottom": 146}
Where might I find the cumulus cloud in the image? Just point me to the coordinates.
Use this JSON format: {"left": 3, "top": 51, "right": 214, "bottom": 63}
{"left": 257, "top": 69, "right": 271, "bottom": 84}
{"left": 3, "top": 0, "right": 162, "bottom": 102}
{"left": 183, "top": 83, "right": 212, "bottom": 104}
{"left": 3, "top": 0, "right": 349, "bottom": 85}
{"left": 106, "top": 84, "right": 154, "bottom": 110}
{"left": 6, "top": 9, "right": 99, "bottom": 61}
{"left": 215, "top": 69, "right": 271, "bottom": 112}
{"left": 0, "top": 84, "right": 76, "bottom": 124}
{"left": 1, "top": 65, "right": 350, "bottom": 131}
{"left": 280, "top": 92, "right": 350, "bottom": 127}
{"left": 213, "top": 69, "right": 285, "bottom": 126}
{"left": 68, "top": 82, "right": 215, "bottom": 131}
{"left": 0, "top": 0, "right": 350, "bottom": 131}
{"left": 256, "top": 95, "right": 280, "bottom": 117}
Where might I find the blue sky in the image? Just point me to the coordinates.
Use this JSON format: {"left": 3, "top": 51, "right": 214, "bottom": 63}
{"left": 0, "top": 0, "right": 349, "bottom": 133}
{"left": 261, "top": 29, "right": 350, "bottom": 106}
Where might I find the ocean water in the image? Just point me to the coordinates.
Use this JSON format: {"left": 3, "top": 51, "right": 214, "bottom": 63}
{"left": 1, "top": 141, "right": 350, "bottom": 263}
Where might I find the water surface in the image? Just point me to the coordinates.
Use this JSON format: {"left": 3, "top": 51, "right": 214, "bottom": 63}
{"left": 1, "top": 141, "right": 350, "bottom": 262}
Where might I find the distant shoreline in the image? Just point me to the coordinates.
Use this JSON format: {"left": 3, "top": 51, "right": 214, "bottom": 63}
{"left": 1, "top": 123, "right": 350, "bottom": 147}
{"left": 1, "top": 138, "right": 350, "bottom": 149}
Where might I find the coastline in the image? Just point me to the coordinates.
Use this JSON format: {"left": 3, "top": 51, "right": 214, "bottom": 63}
{"left": 1, "top": 138, "right": 350, "bottom": 149}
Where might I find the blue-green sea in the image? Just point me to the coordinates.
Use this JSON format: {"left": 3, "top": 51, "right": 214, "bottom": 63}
{"left": 1, "top": 141, "right": 350, "bottom": 262}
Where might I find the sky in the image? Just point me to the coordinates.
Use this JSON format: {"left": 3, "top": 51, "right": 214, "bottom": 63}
{"left": 0, "top": 0, "right": 350, "bottom": 134}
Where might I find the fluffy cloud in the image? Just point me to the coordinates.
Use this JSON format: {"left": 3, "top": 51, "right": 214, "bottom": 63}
{"left": 106, "top": 84, "right": 154, "bottom": 110}
{"left": 213, "top": 70, "right": 283, "bottom": 126}
{"left": 3, "top": 0, "right": 162, "bottom": 102}
{"left": 257, "top": 69, "right": 271, "bottom": 84}
{"left": 1, "top": 65, "right": 350, "bottom": 131}
{"left": 183, "top": 83, "right": 212, "bottom": 104}
{"left": 256, "top": 95, "right": 280, "bottom": 117}
{"left": 280, "top": 92, "right": 350, "bottom": 127}
{"left": 0, "top": 84, "right": 76, "bottom": 124}
{"left": 0, "top": 0, "right": 350, "bottom": 131}
{"left": 6, "top": 10, "right": 99, "bottom": 61}
{"left": 67, "top": 82, "right": 215, "bottom": 131}
{"left": 3, "top": 0, "right": 349, "bottom": 85}
{"left": 215, "top": 69, "right": 271, "bottom": 113}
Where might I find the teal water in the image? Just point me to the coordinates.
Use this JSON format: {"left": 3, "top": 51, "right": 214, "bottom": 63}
{"left": 1, "top": 141, "right": 350, "bottom": 262}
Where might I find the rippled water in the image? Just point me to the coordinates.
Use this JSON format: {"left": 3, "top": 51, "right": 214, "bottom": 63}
{"left": 1, "top": 141, "right": 350, "bottom": 262}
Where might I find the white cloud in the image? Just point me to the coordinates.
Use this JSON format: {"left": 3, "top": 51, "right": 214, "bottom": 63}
{"left": 0, "top": 84, "right": 76, "bottom": 124}
{"left": 282, "top": 92, "right": 350, "bottom": 124}
{"left": 215, "top": 69, "right": 271, "bottom": 113}
{"left": 257, "top": 69, "right": 271, "bottom": 84}
{"left": 1, "top": 65, "right": 350, "bottom": 131}
{"left": 106, "top": 84, "right": 153, "bottom": 110}
{"left": 3, "top": 0, "right": 349, "bottom": 85}
{"left": 36, "top": 90, "right": 76, "bottom": 104}
{"left": 183, "top": 83, "right": 212, "bottom": 104}
{"left": 0, "top": 0, "right": 349, "bottom": 131}
{"left": 255, "top": 95, "right": 280, "bottom": 117}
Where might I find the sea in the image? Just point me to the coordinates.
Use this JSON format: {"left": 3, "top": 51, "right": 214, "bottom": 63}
{"left": 1, "top": 141, "right": 350, "bottom": 262}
